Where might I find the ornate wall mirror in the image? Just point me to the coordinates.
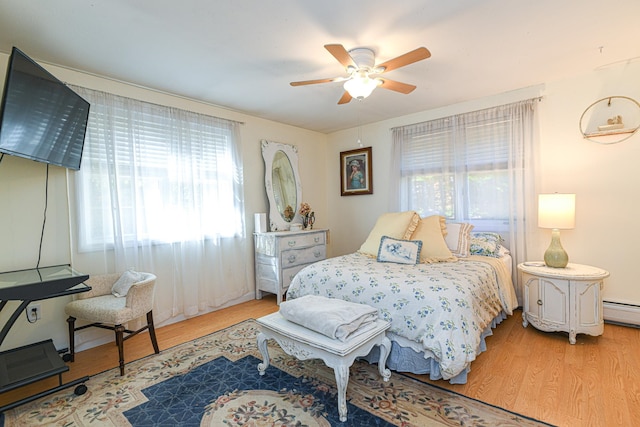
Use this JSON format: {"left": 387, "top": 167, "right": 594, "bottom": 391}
{"left": 261, "top": 140, "right": 302, "bottom": 231}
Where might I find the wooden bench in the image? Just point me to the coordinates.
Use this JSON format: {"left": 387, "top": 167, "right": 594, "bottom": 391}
{"left": 256, "top": 311, "right": 391, "bottom": 422}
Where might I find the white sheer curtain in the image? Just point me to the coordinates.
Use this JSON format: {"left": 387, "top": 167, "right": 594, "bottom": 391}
{"left": 391, "top": 99, "right": 539, "bottom": 301}
{"left": 71, "top": 86, "right": 249, "bottom": 324}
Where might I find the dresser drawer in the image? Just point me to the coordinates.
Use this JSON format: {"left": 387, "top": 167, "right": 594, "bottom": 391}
{"left": 278, "top": 232, "right": 326, "bottom": 250}
{"left": 281, "top": 244, "right": 326, "bottom": 268}
{"left": 282, "top": 264, "right": 311, "bottom": 290}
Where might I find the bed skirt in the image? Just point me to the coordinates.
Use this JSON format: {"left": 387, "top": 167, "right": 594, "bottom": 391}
{"left": 362, "top": 310, "right": 509, "bottom": 384}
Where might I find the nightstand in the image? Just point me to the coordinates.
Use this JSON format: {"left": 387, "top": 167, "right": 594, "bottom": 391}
{"left": 518, "top": 262, "right": 609, "bottom": 344}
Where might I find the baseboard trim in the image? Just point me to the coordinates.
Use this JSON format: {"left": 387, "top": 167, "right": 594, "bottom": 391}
{"left": 603, "top": 301, "right": 640, "bottom": 327}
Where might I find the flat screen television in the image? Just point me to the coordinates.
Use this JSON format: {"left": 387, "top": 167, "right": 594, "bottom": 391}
{"left": 0, "top": 47, "right": 90, "bottom": 170}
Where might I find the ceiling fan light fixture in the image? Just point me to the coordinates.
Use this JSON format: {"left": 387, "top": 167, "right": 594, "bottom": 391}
{"left": 344, "top": 75, "right": 380, "bottom": 100}
{"left": 290, "top": 44, "right": 431, "bottom": 105}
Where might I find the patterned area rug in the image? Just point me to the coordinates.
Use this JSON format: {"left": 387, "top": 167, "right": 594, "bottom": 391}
{"left": 1, "top": 320, "right": 551, "bottom": 426}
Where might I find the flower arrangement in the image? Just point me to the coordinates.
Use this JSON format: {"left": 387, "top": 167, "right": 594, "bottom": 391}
{"left": 299, "top": 202, "right": 311, "bottom": 217}
{"left": 299, "top": 202, "right": 315, "bottom": 229}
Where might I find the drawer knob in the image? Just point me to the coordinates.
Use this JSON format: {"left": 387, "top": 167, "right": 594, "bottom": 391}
{"left": 288, "top": 240, "right": 296, "bottom": 247}
{"left": 287, "top": 255, "right": 297, "bottom": 263}
{"left": 314, "top": 251, "right": 322, "bottom": 258}
{"left": 314, "top": 237, "right": 320, "bottom": 243}
{"left": 537, "top": 299, "right": 543, "bottom": 306}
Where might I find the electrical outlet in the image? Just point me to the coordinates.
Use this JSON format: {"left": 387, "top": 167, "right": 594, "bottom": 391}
{"left": 27, "top": 304, "right": 41, "bottom": 322}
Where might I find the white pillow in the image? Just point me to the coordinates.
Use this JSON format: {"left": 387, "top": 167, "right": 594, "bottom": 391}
{"left": 358, "top": 211, "right": 419, "bottom": 256}
{"left": 111, "top": 270, "right": 143, "bottom": 297}
{"left": 377, "top": 236, "right": 422, "bottom": 265}
{"left": 444, "top": 222, "right": 474, "bottom": 258}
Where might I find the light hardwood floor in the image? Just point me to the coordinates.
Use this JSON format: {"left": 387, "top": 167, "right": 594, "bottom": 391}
{"left": 2, "top": 296, "right": 639, "bottom": 426}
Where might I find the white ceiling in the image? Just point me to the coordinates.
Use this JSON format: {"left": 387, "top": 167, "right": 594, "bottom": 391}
{"left": 1, "top": 0, "right": 639, "bottom": 134}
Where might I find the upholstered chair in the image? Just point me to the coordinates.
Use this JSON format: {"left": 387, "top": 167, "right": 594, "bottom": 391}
{"left": 65, "top": 272, "right": 160, "bottom": 376}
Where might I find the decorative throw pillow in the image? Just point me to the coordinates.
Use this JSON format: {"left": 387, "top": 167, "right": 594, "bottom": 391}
{"left": 498, "top": 245, "right": 510, "bottom": 256}
{"left": 409, "top": 215, "right": 456, "bottom": 263}
{"left": 358, "top": 211, "right": 420, "bottom": 256}
{"left": 444, "top": 222, "right": 474, "bottom": 257}
{"left": 377, "top": 236, "right": 422, "bottom": 265}
{"left": 470, "top": 232, "right": 504, "bottom": 257}
{"left": 111, "top": 270, "right": 143, "bottom": 297}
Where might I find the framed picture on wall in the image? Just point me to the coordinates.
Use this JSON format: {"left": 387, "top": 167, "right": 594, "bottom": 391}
{"left": 340, "top": 147, "right": 373, "bottom": 196}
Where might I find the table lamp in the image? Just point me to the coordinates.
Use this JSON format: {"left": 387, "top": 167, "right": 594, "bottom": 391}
{"left": 538, "top": 193, "right": 575, "bottom": 268}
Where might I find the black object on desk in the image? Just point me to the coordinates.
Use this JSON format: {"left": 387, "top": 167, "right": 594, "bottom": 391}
{"left": 0, "top": 264, "right": 90, "bottom": 413}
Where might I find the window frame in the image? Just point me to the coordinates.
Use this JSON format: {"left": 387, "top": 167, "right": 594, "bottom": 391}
{"left": 73, "top": 87, "right": 244, "bottom": 252}
{"left": 396, "top": 114, "right": 514, "bottom": 232}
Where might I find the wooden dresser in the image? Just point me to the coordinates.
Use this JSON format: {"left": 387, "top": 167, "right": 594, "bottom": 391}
{"left": 254, "top": 229, "right": 328, "bottom": 304}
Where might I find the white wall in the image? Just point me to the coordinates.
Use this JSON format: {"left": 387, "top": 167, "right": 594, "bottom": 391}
{"left": 0, "top": 53, "right": 328, "bottom": 351}
{"left": 327, "top": 59, "right": 640, "bottom": 307}
{"left": 538, "top": 60, "right": 640, "bottom": 305}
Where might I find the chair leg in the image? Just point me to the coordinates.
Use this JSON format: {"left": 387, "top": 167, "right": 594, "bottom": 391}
{"left": 66, "top": 316, "right": 76, "bottom": 362}
{"left": 147, "top": 311, "right": 160, "bottom": 354}
{"left": 115, "top": 324, "right": 125, "bottom": 376}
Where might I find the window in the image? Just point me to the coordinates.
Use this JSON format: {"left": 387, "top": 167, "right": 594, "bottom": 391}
{"left": 393, "top": 100, "right": 537, "bottom": 233}
{"left": 73, "top": 87, "right": 244, "bottom": 251}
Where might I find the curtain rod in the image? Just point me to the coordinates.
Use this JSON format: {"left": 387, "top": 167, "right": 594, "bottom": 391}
{"left": 68, "top": 83, "right": 245, "bottom": 126}
{"left": 389, "top": 96, "right": 543, "bottom": 132}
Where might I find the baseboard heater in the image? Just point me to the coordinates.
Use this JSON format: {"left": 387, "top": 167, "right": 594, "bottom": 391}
{"left": 603, "top": 301, "right": 640, "bottom": 327}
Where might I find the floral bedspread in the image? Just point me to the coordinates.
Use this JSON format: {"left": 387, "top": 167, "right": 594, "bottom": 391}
{"left": 286, "top": 252, "right": 516, "bottom": 380}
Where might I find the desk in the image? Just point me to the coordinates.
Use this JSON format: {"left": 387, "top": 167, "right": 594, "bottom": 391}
{"left": 0, "top": 265, "right": 90, "bottom": 412}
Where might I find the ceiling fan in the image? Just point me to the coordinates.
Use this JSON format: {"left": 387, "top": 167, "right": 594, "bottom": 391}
{"left": 290, "top": 44, "right": 431, "bottom": 104}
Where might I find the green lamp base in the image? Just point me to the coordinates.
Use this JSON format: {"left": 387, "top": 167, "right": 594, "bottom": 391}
{"left": 544, "top": 228, "right": 568, "bottom": 268}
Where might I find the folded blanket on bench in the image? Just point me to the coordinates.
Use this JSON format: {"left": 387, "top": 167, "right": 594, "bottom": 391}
{"left": 279, "top": 295, "right": 379, "bottom": 342}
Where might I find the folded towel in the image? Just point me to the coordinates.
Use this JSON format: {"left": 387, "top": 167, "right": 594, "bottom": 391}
{"left": 279, "top": 295, "right": 379, "bottom": 342}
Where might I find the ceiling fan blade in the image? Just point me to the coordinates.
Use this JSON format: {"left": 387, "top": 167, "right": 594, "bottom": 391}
{"left": 325, "top": 44, "right": 356, "bottom": 69}
{"left": 290, "top": 77, "right": 343, "bottom": 86}
{"left": 376, "top": 47, "right": 431, "bottom": 73}
{"left": 379, "top": 78, "right": 417, "bottom": 94}
{"left": 337, "top": 91, "right": 352, "bottom": 104}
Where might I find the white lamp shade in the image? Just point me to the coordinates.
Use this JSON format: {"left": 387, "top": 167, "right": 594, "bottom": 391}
{"left": 344, "top": 76, "right": 380, "bottom": 99}
{"left": 538, "top": 193, "right": 576, "bottom": 229}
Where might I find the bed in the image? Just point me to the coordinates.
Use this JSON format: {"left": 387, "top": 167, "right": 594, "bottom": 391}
{"left": 285, "top": 211, "right": 518, "bottom": 384}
